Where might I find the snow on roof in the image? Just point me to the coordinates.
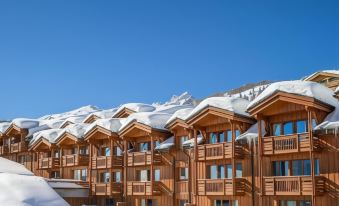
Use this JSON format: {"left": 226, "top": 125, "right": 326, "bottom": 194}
{"left": 114, "top": 103, "right": 156, "bottom": 115}
{"left": 30, "top": 128, "right": 64, "bottom": 146}
{"left": 39, "top": 105, "right": 99, "bottom": 120}
{"left": 182, "top": 135, "right": 204, "bottom": 148}
{"left": 236, "top": 122, "right": 266, "bottom": 143}
{"left": 157, "top": 92, "right": 196, "bottom": 106}
{"left": 0, "top": 122, "right": 11, "bottom": 134}
{"left": 314, "top": 103, "right": 339, "bottom": 131}
{"left": 83, "top": 108, "right": 118, "bottom": 122}
{"left": 60, "top": 123, "right": 90, "bottom": 139}
{"left": 155, "top": 104, "right": 194, "bottom": 114}
{"left": 119, "top": 112, "right": 172, "bottom": 132}
{"left": 248, "top": 80, "right": 338, "bottom": 110}
{"left": 166, "top": 108, "right": 194, "bottom": 125}
{"left": 47, "top": 179, "right": 85, "bottom": 189}
{"left": 26, "top": 124, "right": 50, "bottom": 139}
{"left": 335, "top": 86, "right": 339, "bottom": 94}
{"left": 59, "top": 115, "right": 88, "bottom": 127}
{"left": 40, "top": 119, "right": 65, "bottom": 129}
{"left": 186, "top": 96, "right": 251, "bottom": 120}
{"left": 85, "top": 118, "right": 126, "bottom": 135}
{"left": 304, "top": 70, "right": 339, "bottom": 80}
{"left": 12, "top": 118, "right": 41, "bottom": 129}
{"left": 155, "top": 136, "right": 174, "bottom": 152}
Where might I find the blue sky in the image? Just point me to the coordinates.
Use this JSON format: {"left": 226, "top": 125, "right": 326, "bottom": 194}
{"left": 0, "top": 0, "right": 338, "bottom": 119}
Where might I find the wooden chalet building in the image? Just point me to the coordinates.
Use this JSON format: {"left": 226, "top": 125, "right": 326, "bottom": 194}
{"left": 0, "top": 72, "right": 338, "bottom": 206}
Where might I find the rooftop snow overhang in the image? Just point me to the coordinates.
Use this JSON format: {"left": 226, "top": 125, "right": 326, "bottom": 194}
{"left": 4, "top": 124, "right": 27, "bottom": 137}
{"left": 165, "top": 118, "right": 189, "bottom": 131}
{"left": 83, "top": 114, "right": 100, "bottom": 124}
{"left": 304, "top": 71, "right": 339, "bottom": 82}
{"left": 84, "top": 125, "right": 118, "bottom": 142}
{"left": 247, "top": 91, "right": 335, "bottom": 116}
{"left": 55, "top": 132, "right": 83, "bottom": 146}
{"left": 119, "top": 120, "right": 170, "bottom": 140}
{"left": 29, "top": 138, "right": 54, "bottom": 151}
{"left": 186, "top": 106, "right": 255, "bottom": 127}
{"left": 59, "top": 121, "right": 74, "bottom": 129}
{"left": 112, "top": 108, "right": 135, "bottom": 118}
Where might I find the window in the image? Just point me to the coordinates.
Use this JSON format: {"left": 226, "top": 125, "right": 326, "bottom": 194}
{"left": 141, "top": 199, "right": 157, "bottom": 206}
{"left": 155, "top": 141, "right": 160, "bottom": 148}
{"left": 234, "top": 200, "right": 238, "bottom": 206}
{"left": 235, "top": 130, "right": 240, "bottom": 137}
{"left": 210, "top": 133, "right": 218, "bottom": 144}
{"left": 273, "top": 161, "right": 289, "bottom": 176}
{"left": 236, "top": 163, "right": 242, "bottom": 177}
{"left": 113, "top": 171, "right": 121, "bottom": 182}
{"left": 273, "top": 123, "right": 281, "bottom": 136}
{"left": 283, "top": 122, "right": 293, "bottom": 135}
{"left": 214, "top": 200, "right": 230, "bottom": 206}
{"left": 50, "top": 171, "right": 60, "bottom": 179}
{"left": 79, "top": 147, "right": 88, "bottom": 155}
{"left": 314, "top": 159, "right": 320, "bottom": 175}
{"left": 105, "top": 198, "right": 115, "bottom": 206}
{"left": 303, "top": 160, "right": 311, "bottom": 176}
{"left": 179, "top": 200, "right": 188, "bottom": 206}
{"left": 81, "top": 169, "right": 87, "bottom": 181}
{"left": 140, "top": 142, "right": 149, "bottom": 152}
{"left": 210, "top": 165, "right": 225, "bottom": 179}
{"left": 226, "top": 130, "right": 232, "bottom": 142}
{"left": 98, "top": 172, "right": 110, "bottom": 183}
{"left": 300, "top": 200, "right": 311, "bottom": 206}
{"left": 180, "top": 136, "right": 188, "bottom": 148}
{"left": 280, "top": 200, "right": 310, "bottom": 206}
{"left": 104, "top": 147, "right": 110, "bottom": 156}
{"left": 219, "top": 132, "right": 225, "bottom": 142}
{"left": 292, "top": 160, "right": 302, "bottom": 176}
{"left": 296, "top": 120, "right": 307, "bottom": 133}
{"left": 180, "top": 168, "right": 189, "bottom": 180}
{"left": 226, "top": 164, "right": 232, "bottom": 179}
{"left": 139, "top": 170, "right": 150, "bottom": 181}
{"left": 154, "top": 169, "right": 160, "bottom": 181}
{"left": 115, "top": 147, "right": 122, "bottom": 156}
{"left": 74, "top": 170, "right": 81, "bottom": 180}
{"left": 311, "top": 119, "right": 317, "bottom": 129}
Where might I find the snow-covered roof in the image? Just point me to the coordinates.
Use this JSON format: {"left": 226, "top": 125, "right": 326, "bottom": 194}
{"left": 314, "top": 103, "right": 339, "bottom": 132}
{"left": 119, "top": 112, "right": 172, "bottom": 132}
{"left": 304, "top": 70, "right": 339, "bottom": 80}
{"left": 182, "top": 135, "right": 204, "bottom": 148}
{"left": 39, "top": 105, "right": 99, "bottom": 121}
{"left": 0, "top": 158, "right": 68, "bottom": 206}
{"left": 166, "top": 108, "right": 194, "bottom": 125}
{"left": 335, "top": 86, "right": 339, "bottom": 94}
{"left": 0, "top": 122, "right": 11, "bottom": 134}
{"left": 59, "top": 115, "right": 88, "bottom": 127}
{"left": 83, "top": 108, "right": 118, "bottom": 122}
{"left": 84, "top": 118, "right": 125, "bottom": 135}
{"left": 236, "top": 122, "right": 266, "bottom": 143}
{"left": 186, "top": 97, "right": 250, "bottom": 120}
{"left": 60, "top": 123, "right": 90, "bottom": 139}
{"left": 30, "top": 128, "right": 64, "bottom": 146}
{"left": 155, "top": 104, "right": 194, "bottom": 114}
{"left": 155, "top": 136, "right": 174, "bottom": 152}
{"left": 12, "top": 118, "right": 41, "bottom": 129}
{"left": 114, "top": 103, "right": 156, "bottom": 116}
{"left": 248, "top": 80, "right": 338, "bottom": 110}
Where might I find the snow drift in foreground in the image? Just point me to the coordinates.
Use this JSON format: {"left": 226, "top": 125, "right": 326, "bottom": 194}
{"left": 0, "top": 157, "right": 69, "bottom": 206}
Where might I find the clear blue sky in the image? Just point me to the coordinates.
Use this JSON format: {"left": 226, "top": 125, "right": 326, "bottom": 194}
{"left": 0, "top": 0, "right": 338, "bottom": 119}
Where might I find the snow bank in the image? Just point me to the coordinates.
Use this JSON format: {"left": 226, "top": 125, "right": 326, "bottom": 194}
{"left": 85, "top": 118, "right": 125, "bottom": 135}
{"left": 0, "top": 158, "right": 68, "bottom": 206}
{"left": 119, "top": 112, "right": 172, "bottom": 131}
{"left": 186, "top": 97, "right": 250, "bottom": 120}
{"left": 248, "top": 80, "right": 338, "bottom": 109}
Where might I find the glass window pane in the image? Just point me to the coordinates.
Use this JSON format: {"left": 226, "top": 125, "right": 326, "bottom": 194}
{"left": 219, "top": 165, "right": 225, "bottom": 179}
{"left": 273, "top": 124, "right": 281, "bottom": 136}
{"left": 287, "top": 201, "right": 296, "bottom": 206}
{"left": 115, "top": 172, "right": 121, "bottom": 182}
{"left": 297, "top": 120, "right": 307, "bottom": 133}
{"left": 210, "top": 165, "right": 217, "bottom": 179}
{"left": 304, "top": 160, "right": 311, "bottom": 175}
{"left": 233, "top": 200, "right": 238, "bottom": 206}
{"left": 105, "top": 147, "right": 110, "bottom": 156}
{"left": 81, "top": 169, "right": 87, "bottom": 181}
{"left": 283, "top": 122, "right": 293, "bottom": 135}
{"left": 236, "top": 163, "right": 242, "bottom": 177}
{"left": 219, "top": 132, "right": 225, "bottom": 142}
{"left": 141, "top": 199, "right": 146, "bottom": 206}
{"left": 214, "top": 200, "right": 221, "bottom": 206}
{"left": 292, "top": 160, "right": 302, "bottom": 176}
{"left": 300, "top": 200, "right": 311, "bottom": 206}
{"left": 273, "top": 161, "right": 279, "bottom": 176}
{"left": 314, "top": 159, "right": 320, "bottom": 175}
{"left": 223, "top": 200, "right": 230, "bottom": 206}
{"left": 210, "top": 133, "right": 217, "bottom": 144}
{"left": 227, "top": 164, "right": 232, "bottom": 179}
{"left": 235, "top": 130, "right": 240, "bottom": 137}
{"left": 154, "top": 169, "right": 160, "bottom": 181}
{"left": 116, "top": 147, "right": 122, "bottom": 156}
{"left": 140, "top": 170, "right": 149, "bottom": 181}
{"left": 311, "top": 119, "right": 317, "bottom": 129}
{"left": 226, "top": 130, "right": 232, "bottom": 142}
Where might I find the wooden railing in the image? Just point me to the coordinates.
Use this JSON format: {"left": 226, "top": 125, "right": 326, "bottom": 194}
{"left": 62, "top": 154, "right": 89, "bottom": 167}
{"left": 197, "top": 178, "right": 245, "bottom": 196}
{"left": 127, "top": 181, "right": 162, "bottom": 196}
{"left": 197, "top": 142, "right": 243, "bottom": 161}
{"left": 0, "top": 145, "right": 9, "bottom": 155}
{"left": 39, "top": 157, "right": 60, "bottom": 169}
{"left": 127, "top": 151, "right": 162, "bottom": 166}
{"left": 91, "top": 182, "right": 122, "bottom": 196}
{"left": 263, "top": 176, "right": 325, "bottom": 196}
{"left": 262, "top": 133, "right": 318, "bottom": 155}
{"left": 10, "top": 142, "right": 27, "bottom": 153}
{"left": 91, "top": 156, "right": 123, "bottom": 169}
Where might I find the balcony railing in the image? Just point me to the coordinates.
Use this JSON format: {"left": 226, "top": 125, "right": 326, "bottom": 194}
{"left": 61, "top": 154, "right": 89, "bottom": 167}
{"left": 262, "top": 133, "right": 320, "bottom": 155}
{"left": 197, "top": 178, "right": 245, "bottom": 196}
{"left": 127, "top": 151, "right": 162, "bottom": 166}
{"left": 127, "top": 181, "right": 162, "bottom": 196}
{"left": 263, "top": 176, "right": 325, "bottom": 196}
{"left": 0, "top": 145, "right": 9, "bottom": 155}
{"left": 10, "top": 142, "right": 27, "bottom": 153}
{"left": 39, "top": 157, "right": 60, "bottom": 169}
{"left": 91, "top": 183, "right": 122, "bottom": 196}
{"left": 197, "top": 142, "right": 243, "bottom": 161}
{"left": 91, "top": 156, "right": 123, "bottom": 169}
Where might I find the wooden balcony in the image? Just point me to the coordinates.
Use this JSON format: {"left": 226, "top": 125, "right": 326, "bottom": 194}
{"left": 10, "top": 142, "right": 27, "bottom": 153}
{"left": 91, "top": 156, "right": 123, "bottom": 169}
{"left": 127, "top": 151, "right": 162, "bottom": 166}
{"left": 263, "top": 176, "right": 326, "bottom": 196}
{"left": 197, "top": 178, "right": 245, "bottom": 196}
{"left": 61, "top": 154, "right": 89, "bottom": 167}
{"left": 0, "top": 145, "right": 9, "bottom": 155}
{"left": 197, "top": 142, "right": 243, "bottom": 161}
{"left": 127, "top": 181, "right": 162, "bottom": 196}
{"left": 262, "top": 133, "right": 320, "bottom": 155}
{"left": 39, "top": 157, "right": 60, "bottom": 169}
{"left": 91, "top": 183, "right": 122, "bottom": 196}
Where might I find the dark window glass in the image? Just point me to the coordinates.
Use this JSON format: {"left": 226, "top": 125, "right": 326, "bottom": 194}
{"left": 292, "top": 160, "right": 302, "bottom": 176}
{"left": 283, "top": 122, "right": 293, "bottom": 135}
{"left": 273, "top": 124, "right": 281, "bottom": 136}
{"left": 296, "top": 120, "right": 307, "bottom": 133}
{"left": 219, "top": 132, "right": 225, "bottom": 142}
{"left": 226, "top": 130, "right": 232, "bottom": 142}
{"left": 314, "top": 159, "right": 320, "bottom": 175}
{"left": 304, "top": 160, "right": 311, "bottom": 175}
{"left": 210, "top": 133, "right": 217, "bottom": 144}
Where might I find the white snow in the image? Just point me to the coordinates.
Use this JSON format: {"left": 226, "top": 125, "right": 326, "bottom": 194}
{"left": 30, "top": 128, "right": 64, "bottom": 146}
{"left": 119, "top": 112, "right": 172, "bottom": 132}
{"left": 154, "top": 92, "right": 196, "bottom": 106}
{"left": 85, "top": 118, "right": 125, "bottom": 135}
{"left": 60, "top": 123, "right": 90, "bottom": 139}
{"left": 83, "top": 108, "right": 118, "bottom": 122}
{"left": 0, "top": 157, "right": 68, "bottom": 206}
{"left": 304, "top": 70, "right": 339, "bottom": 80}
{"left": 59, "top": 115, "right": 88, "bottom": 128}
{"left": 248, "top": 80, "right": 338, "bottom": 109}
{"left": 12, "top": 118, "right": 41, "bottom": 129}
{"left": 0, "top": 122, "right": 11, "bottom": 134}
{"left": 335, "top": 86, "right": 339, "bottom": 94}
{"left": 186, "top": 97, "right": 251, "bottom": 120}
{"left": 314, "top": 103, "right": 339, "bottom": 131}
{"left": 155, "top": 104, "right": 194, "bottom": 114}
{"left": 166, "top": 108, "right": 194, "bottom": 125}
{"left": 236, "top": 122, "right": 266, "bottom": 144}
{"left": 114, "top": 103, "right": 156, "bottom": 116}
{"left": 39, "top": 105, "right": 99, "bottom": 120}
{"left": 155, "top": 136, "right": 174, "bottom": 151}
{"left": 182, "top": 135, "right": 204, "bottom": 148}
